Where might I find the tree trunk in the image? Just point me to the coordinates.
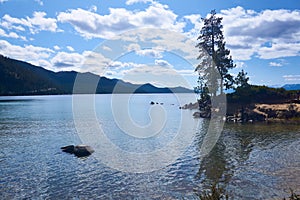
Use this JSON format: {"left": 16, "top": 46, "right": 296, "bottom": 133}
{"left": 220, "top": 78, "right": 223, "bottom": 95}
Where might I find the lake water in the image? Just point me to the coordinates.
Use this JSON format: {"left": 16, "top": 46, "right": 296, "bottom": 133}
{"left": 0, "top": 94, "right": 300, "bottom": 199}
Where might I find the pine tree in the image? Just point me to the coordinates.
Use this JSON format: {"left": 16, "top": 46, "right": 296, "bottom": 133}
{"left": 195, "top": 10, "right": 235, "bottom": 96}
{"left": 235, "top": 69, "right": 249, "bottom": 88}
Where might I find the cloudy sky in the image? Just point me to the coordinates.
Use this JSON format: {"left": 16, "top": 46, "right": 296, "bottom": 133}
{"left": 0, "top": 0, "right": 300, "bottom": 88}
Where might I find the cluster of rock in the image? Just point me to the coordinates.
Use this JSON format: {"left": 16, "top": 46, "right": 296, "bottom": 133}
{"left": 255, "top": 103, "right": 300, "bottom": 121}
{"left": 179, "top": 102, "right": 199, "bottom": 110}
{"left": 225, "top": 103, "right": 300, "bottom": 123}
{"left": 227, "top": 107, "right": 264, "bottom": 122}
{"left": 181, "top": 100, "right": 300, "bottom": 123}
{"left": 150, "top": 101, "right": 164, "bottom": 105}
{"left": 180, "top": 101, "right": 212, "bottom": 118}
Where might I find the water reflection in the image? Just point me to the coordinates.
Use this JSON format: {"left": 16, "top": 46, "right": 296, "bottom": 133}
{"left": 195, "top": 122, "right": 300, "bottom": 199}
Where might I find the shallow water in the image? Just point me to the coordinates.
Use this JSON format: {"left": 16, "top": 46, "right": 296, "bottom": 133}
{"left": 0, "top": 94, "right": 299, "bottom": 199}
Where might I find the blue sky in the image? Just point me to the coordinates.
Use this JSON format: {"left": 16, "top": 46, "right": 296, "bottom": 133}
{"left": 0, "top": 0, "right": 300, "bottom": 88}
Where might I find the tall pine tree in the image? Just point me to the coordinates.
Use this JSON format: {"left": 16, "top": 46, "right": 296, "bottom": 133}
{"left": 196, "top": 10, "right": 235, "bottom": 97}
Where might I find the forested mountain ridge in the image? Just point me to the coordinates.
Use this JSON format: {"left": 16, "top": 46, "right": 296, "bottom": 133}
{"left": 0, "top": 55, "right": 192, "bottom": 95}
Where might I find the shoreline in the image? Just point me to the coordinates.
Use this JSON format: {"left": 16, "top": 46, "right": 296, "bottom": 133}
{"left": 181, "top": 101, "right": 300, "bottom": 124}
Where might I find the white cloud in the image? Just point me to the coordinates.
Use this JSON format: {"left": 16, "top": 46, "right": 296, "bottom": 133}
{"left": 0, "top": 0, "right": 8, "bottom": 3}
{"left": 108, "top": 61, "right": 130, "bottom": 69}
{"left": 155, "top": 59, "right": 171, "bottom": 67}
{"left": 269, "top": 59, "right": 287, "bottom": 67}
{"left": 235, "top": 61, "right": 247, "bottom": 68}
{"left": 34, "top": 0, "right": 43, "bottom": 6}
{"left": 102, "top": 45, "right": 112, "bottom": 51}
{"left": 0, "top": 40, "right": 53, "bottom": 66}
{"left": 0, "top": 28, "right": 26, "bottom": 40}
{"left": 0, "top": 40, "right": 57, "bottom": 70}
{"left": 28, "top": 12, "right": 58, "bottom": 33}
{"left": 89, "top": 5, "right": 97, "bottom": 12}
{"left": 108, "top": 61, "right": 144, "bottom": 69}
{"left": 121, "top": 64, "right": 191, "bottom": 88}
{"left": 175, "top": 69, "right": 195, "bottom": 76}
{"left": 136, "top": 48, "right": 163, "bottom": 58}
{"left": 53, "top": 45, "right": 60, "bottom": 50}
{"left": 51, "top": 50, "right": 112, "bottom": 74}
{"left": 0, "top": 40, "right": 111, "bottom": 73}
{"left": 67, "top": 45, "right": 75, "bottom": 52}
{"left": 184, "top": 14, "right": 202, "bottom": 38}
{"left": 126, "top": 43, "right": 140, "bottom": 52}
{"left": 1, "top": 14, "right": 31, "bottom": 30}
{"left": 51, "top": 52, "right": 83, "bottom": 69}
{"left": 258, "top": 43, "right": 300, "bottom": 59}
{"left": 269, "top": 62, "right": 282, "bottom": 67}
{"left": 124, "top": 65, "right": 174, "bottom": 76}
{"left": 126, "top": 0, "right": 153, "bottom": 5}
{"left": 219, "top": 6, "right": 300, "bottom": 60}
{"left": 114, "top": 28, "right": 199, "bottom": 67}
{"left": 283, "top": 75, "right": 300, "bottom": 81}
{"left": 57, "top": 2, "right": 185, "bottom": 39}
{"left": 81, "top": 51, "right": 113, "bottom": 74}
{"left": 1, "top": 12, "right": 58, "bottom": 34}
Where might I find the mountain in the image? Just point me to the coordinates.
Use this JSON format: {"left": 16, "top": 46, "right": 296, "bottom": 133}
{"left": 282, "top": 84, "right": 300, "bottom": 91}
{"left": 0, "top": 55, "right": 193, "bottom": 95}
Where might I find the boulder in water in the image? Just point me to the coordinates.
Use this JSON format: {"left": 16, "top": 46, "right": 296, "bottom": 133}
{"left": 61, "top": 145, "right": 94, "bottom": 158}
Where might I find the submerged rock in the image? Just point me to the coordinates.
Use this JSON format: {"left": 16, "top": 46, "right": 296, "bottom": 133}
{"left": 61, "top": 145, "right": 94, "bottom": 158}
{"left": 193, "top": 111, "right": 211, "bottom": 118}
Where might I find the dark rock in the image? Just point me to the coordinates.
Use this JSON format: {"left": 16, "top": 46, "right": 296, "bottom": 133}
{"left": 61, "top": 145, "right": 94, "bottom": 158}
{"left": 200, "top": 111, "right": 211, "bottom": 118}
{"left": 193, "top": 112, "right": 201, "bottom": 118}
{"left": 61, "top": 145, "right": 75, "bottom": 154}
{"left": 150, "top": 101, "right": 155, "bottom": 105}
{"left": 193, "top": 111, "right": 211, "bottom": 118}
{"left": 227, "top": 115, "right": 239, "bottom": 122}
{"left": 74, "top": 145, "right": 94, "bottom": 157}
{"left": 180, "top": 102, "right": 199, "bottom": 110}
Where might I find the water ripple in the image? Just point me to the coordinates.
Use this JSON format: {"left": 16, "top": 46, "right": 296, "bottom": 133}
{"left": 1, "top": 96, "right": 300, "bottom": 199}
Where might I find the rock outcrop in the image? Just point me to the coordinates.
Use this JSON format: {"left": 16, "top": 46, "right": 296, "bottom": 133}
{"left": 181, "top": 100, "right": 300, "bottom": 123}
{"left": 227, "top": 103, "right": 300, "bottom": 123}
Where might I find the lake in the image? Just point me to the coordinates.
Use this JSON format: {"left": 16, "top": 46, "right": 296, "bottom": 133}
{"left": 0, "top": 94, "right": 300, "bottom": 199}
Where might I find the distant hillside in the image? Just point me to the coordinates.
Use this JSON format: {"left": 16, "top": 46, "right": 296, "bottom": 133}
{"left": 282, "top": 84, "right": 300, "bottom": 91}
{"left": 0, "top": 55, "right": 193, "bottom": 95}
{"left": 227, "top": 85, "right": 297, "bottom": 104}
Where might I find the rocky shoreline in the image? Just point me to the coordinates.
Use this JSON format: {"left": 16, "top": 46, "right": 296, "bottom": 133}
{"left": 181, "top": 101, "right": 300, "bottom": 124}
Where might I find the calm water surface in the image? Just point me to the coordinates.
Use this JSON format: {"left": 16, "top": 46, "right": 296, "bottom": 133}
{"left": 0, "top": 94, "right": 300, "bottom": 199}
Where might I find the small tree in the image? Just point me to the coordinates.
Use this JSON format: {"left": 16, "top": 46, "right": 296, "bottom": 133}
{"left": 235, "top": 69, "right": 249, "bottom": 88}
{"left": 196, "top": 10, "right": 235, "bottom": 97}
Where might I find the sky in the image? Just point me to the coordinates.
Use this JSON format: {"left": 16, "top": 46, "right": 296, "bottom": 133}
{"left": 0, "top": 0, "right": 300, "bottom": 89}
